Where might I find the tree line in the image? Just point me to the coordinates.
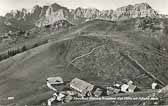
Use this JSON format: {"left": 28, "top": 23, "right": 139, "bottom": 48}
{"left": 0, "top": 39, "right": 48, "bottom": 61}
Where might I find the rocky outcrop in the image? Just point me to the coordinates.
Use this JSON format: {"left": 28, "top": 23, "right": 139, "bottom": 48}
{"left": 39, "top": 5, "right": 49, "bottom": 17}
{"left": 70, "top": 3, "right": 158, "bottom": 21}
{"left": 113, "top": 3, "right": 158, "bottom": 20}
{"left": 71, "top": 7, "right": 100, "bottom": 19}
{"left": 36, "top": 3, "right": 70, "bottom": 27}
{"left": 44, "top": 20, "right": 73, "bottom": 31}
{"left": 5, "top": 8, "right": 29, "bottom": 20}
{"left": 70, "top": 8, "right": 114, "bottom": 22}
{"left": 30, "top": 5, "right": 42, "bottom": 20}
{"left": 99, "top": 10, "right": 114, "bottom": 20}
{"left": 3, "top": 2, "right": 159, "bottom": 28}
{"left": 36, "top": 9, "right": 69, "bottom": 27}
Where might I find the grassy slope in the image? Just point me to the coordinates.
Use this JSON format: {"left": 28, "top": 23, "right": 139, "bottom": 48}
{"left": 0, "top": 19, "right": 168, "bottom": 105}
{"left": 0, "top": 20, "right": 72, "bottom": 54}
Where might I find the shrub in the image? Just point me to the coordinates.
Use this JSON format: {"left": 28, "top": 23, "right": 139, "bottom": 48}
{"left": 22, "top": 45, "right": 27, "bottom": 52}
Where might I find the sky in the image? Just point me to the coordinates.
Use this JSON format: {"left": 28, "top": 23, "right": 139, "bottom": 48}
{"left": 0, "top": 0, "right": 167, "bottom": 16}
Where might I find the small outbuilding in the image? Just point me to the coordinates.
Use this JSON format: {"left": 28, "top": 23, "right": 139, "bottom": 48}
{"left": 107, "top": 87, "right": 120, "bottom": 95}
{"left": 121, "top": 84, "right": 129, "bottom": 93}
{"left": 128, "top": 84, "right": 138, "bottom": 93}
{"left": 152, "top": 82, "right": 159, "bottom": 89}
{"left": 114, "top": 83, "right": 121, "bottom": 88}
{"left": 121, "top": 84, "right": 138, "bottom": 93}
{"left": 93, "top": 88, "right": 104, "bottom": 97}
{"left": 127, "top": 80, "right": 134, "bottom": 85}
{"left": 47, "top": 77, "right": 64, "bottom": 85}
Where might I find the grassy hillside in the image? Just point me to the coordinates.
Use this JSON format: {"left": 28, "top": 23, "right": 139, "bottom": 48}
{"left": 0, "top": 19, "right": 168, "bottom": 105}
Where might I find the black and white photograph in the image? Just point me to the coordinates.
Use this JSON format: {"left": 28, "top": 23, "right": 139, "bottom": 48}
{"left": 0, "top": 0, "right": 168, "bottom": 106}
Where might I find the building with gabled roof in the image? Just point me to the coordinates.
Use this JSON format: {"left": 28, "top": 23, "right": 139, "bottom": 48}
{"left": 70, "top": 78, "right": 94, "bottom": 96}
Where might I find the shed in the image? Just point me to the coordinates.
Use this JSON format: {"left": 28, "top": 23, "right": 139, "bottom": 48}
{"left": 121, "top": 84, "right": 129, "bottom": 93}
{"left": 93, "top": 88, "right": 103, "bottom": 97}
{"left": 121, "top": 84, "right": 138, "bottom": 93}
{"left": 122, "top": 79, "right": 134, "bottom": 85}
{"left": 152, "top": 82, "right": 159, "bottom": 89}
{"left": 70, "top": 78, "right": 94, "bottom": 96}
{"left": 47, "top": 77, "right": 64, "bottom": 85}
{"left": 113, "top": 88, "right": 120, "bottom": 94}
{"left": 107, "top": 87, "right": 120, "bottom": 95}
{"left": 127, "top": 80, "right": 133, "bottom": 85}
{"left": 114, "top": 83, "right": 121, "bottom": 88}
{"left": 128, "top": 84, "right": 137, "bottom": 93}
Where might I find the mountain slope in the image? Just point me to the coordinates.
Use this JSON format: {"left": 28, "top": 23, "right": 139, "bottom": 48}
{"left": 0, "top": 19, "right": 168, "bottom": 105}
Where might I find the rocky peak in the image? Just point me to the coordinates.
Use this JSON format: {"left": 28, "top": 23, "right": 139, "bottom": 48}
{"left": 45, "top": 3, "right": 62, "bottom": 17}
{"left": 72, "top": 7, "right": 84, "bottom": 17}
{"left": 113, "top": 3, "right": 158, "bottom": 20}
{"left": 31, "top": 5, "right": 41, "bottom": 13}
{"left": 71, "top": 7, "right": 101, "bottom": 19}
{"left": 30, "top": 5, "right": 42, "bottom": 19}
{"left": 84, "top": 8, "right": 100, "bottom": 18}
{"left": 45, "top": 3, "right": 68, "bottom": 17}
{"left": 100, "top": 10, "right": 114, "bottom": 19}
{"left": 21, "top": 8, "right": 28, "bottom": 19}
{"left": 21, "top": 8, "right": 27, "bottom": 14}
{"left": 5, "top": 9, "right": 28, "bottom": 20}
{"left": 50, "top": 3, "right": 63, "bottom": 11}
{"left": 116, "top": 3, "right": 152, "bottom": 12}
{"left": 5, "top": 10, "right": 19, "bottom": 18}
{"left": 39, "top": 5, "right": 49, "bottom": 17}
{"left": 134, "top": 3, "right": 152, "bottom": 10}
{"left": 36, "top": 3, "right": 70, "bottom": 27}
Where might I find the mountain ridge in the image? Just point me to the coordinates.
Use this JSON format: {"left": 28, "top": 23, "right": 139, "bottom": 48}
{"left": 3, "top": 2, "right": 159, "bottom": 27}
